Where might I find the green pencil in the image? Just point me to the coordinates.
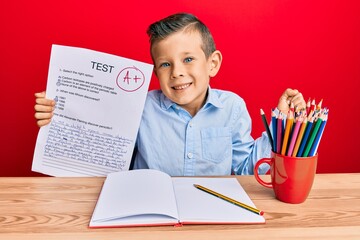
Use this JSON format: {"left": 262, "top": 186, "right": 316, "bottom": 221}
{"left": 302, "top": 116, "right": 323, "bottom": 157}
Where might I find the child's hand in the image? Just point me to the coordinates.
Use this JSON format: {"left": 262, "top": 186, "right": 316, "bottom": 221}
{"left": 34, "top": 91, "right": 55, "bottom": 127}
{"left": 277, "top": 88, "right": 306, "bottom": 113}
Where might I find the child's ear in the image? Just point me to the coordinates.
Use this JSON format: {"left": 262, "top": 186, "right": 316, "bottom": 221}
{"left": 209, "top": 50, "right": 222, "bottom": 77}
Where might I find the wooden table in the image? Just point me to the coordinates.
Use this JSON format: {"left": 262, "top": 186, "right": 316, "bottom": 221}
{"left": 0, "top": 174, "right": 359, "bottom": 239}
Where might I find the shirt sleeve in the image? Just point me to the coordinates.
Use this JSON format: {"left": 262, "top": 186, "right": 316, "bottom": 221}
{"left": 231, "top": 98, "right": 272, "bottom": 175}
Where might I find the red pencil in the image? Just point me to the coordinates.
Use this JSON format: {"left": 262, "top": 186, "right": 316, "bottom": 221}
{"left": 310, "top": 99, "right": 316, "bottom": 112}
{"left": 290, "top": 102, "right": 295, "bottom": 113}
{"left": 306, "top": 98, "right": 311, "bottom": 115}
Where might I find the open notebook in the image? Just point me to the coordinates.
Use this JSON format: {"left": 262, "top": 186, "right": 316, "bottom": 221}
{"left": 89, "top": 169, "right": 265, "bottom": 228}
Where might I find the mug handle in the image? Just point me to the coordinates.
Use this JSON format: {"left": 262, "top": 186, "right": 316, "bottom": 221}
{"left": 254, "top": 158, "right": 273, "bottom": 188}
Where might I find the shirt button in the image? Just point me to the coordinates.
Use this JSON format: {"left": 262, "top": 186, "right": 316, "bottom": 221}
{"left": 189, "top": 123, "right": 193, "bottom": 127}
{"left": 187, "top": 152, "right": 193, "bottom": 159}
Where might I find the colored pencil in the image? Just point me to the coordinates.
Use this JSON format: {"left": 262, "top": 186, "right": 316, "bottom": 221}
{"left": 316, "top": 99, "right": 323, "bottom": 111}
{"left": 307, "top": 110, "right": 314, "bottom": 120}
{"left": 302, "top": 115, "right": 323, "bottom": 157}
{"left": 292, "top": 117, "right": 308, "bottom": 157}
{"left": 287, "top": 116, "right": 303, "bottom": 156}
{"left": 281, "top": 111, "right": 294, "bottom": 155}
{"left": 309, "top": 113, "right": 328, "bottom": 156}
{"left": 297, "top": 117, "right": 314, "bottom": 157}
{"left": 271, "top": 110, "right": 277, "bottom": 152}
{"left": 276, "top": 113, "right": 283, "bottom": 154}
{"left": 306, "top": 98, "right": 311, "bottom": 115}
{"left": 290, "top": 102, "right": 295, "bottom": 113}
{"left": 260, "top": 109, "right": 274, "bottom": 152}
{"left": 193, "top": 184, "right": 264, "bottom": 216}
{"left": 310, "top": 99, "right": 316, "bottom": 112}
{"left": 261, "top": 98, "right": 328, "bottom": 158}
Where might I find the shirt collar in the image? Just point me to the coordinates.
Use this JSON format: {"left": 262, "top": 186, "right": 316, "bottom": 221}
{"left": 160, "top": 86, "right": 224, "bottom": 111}
{"left": 204, "top": 86, "right": 224, "bottom": 109}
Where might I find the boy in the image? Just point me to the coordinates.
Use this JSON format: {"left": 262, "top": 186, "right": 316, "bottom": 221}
{"left": 35, "top": 13, "right": 305, "bottom": 176}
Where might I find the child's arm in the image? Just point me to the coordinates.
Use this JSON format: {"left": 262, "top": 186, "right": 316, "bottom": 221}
{"left": 34, "top": 91, "right": 55, "bottom": 127}
{"left": 277, "top": 88, "right": 306, "bottom": 113}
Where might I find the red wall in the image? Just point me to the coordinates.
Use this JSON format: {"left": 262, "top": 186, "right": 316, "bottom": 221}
{"left": 2, "top": 0, "right": 359, "bottom": 176}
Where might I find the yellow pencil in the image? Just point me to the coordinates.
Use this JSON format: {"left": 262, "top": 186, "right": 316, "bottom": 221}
{"left": 281, "top": 111, "right": 294, "bottom": 155}
{"left": 193, "top": 184, "right": 264, "bottom": 216}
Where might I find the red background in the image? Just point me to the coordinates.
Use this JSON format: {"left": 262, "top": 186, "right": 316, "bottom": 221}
{"left": 1, "top": 0, "right": 359, "bottom": 176}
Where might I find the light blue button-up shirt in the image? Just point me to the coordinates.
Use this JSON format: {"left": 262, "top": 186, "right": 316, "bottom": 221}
{"left": 133, "top": 88, "right": 271, "bottom": 176}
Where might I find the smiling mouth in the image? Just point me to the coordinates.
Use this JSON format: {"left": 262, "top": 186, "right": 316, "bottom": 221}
{"left": 172, "top": 83, "right": 192, "bottom": 90}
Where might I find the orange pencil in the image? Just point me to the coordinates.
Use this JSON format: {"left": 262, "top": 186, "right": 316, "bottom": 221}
{"left": 292, "top": 117, "right": 308, "bottom": 157}
{"left": 287, "top": 116, "right": 303, "bottom": 156}
{"left": 281, "top": 111, "right": 294, "bottom": 155}
{"left": 316, "top": 99, "right": 323, "bottom": 111}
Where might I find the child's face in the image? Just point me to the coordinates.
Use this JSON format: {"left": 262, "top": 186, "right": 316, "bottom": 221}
{"left": 151, "top": 30, "right": 215, "bottom": 116}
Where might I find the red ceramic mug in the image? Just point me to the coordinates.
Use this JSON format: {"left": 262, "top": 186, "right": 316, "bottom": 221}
{"left": 254, "top": 152, "right": 318, "bottom": 204}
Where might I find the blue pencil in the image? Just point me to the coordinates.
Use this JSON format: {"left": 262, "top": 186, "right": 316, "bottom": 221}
{"left": 276, "top": 113, "right": 283, "bottom": 154}
{"left": 296, "top": 117, "right": 314, "bottom": 157}
{"left": 303, "top": 117, "right": 323, "bottom": 157}
{"left": 271, "top": 110, "right": 277, "bottom": 152}
{"left": 309, "top": 114, "right": 328, "bottom": 157}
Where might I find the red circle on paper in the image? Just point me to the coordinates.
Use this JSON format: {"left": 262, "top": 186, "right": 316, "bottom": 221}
{"left": 116, "top": 66, "right": 145, "bottom": 92}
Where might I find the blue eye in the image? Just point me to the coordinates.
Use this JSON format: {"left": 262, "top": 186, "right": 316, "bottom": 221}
{"left": 184, "top": 57, "right": 193, "bottom": 63}
{"left": 159, "top": 62, "right": 170, "bottom": 68}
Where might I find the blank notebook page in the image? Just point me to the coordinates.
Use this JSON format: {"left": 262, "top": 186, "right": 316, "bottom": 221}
{"left": 172, "top": 177, "right": 265, "bottom": 224}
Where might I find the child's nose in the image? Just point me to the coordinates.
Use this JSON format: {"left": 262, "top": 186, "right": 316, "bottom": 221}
{"left": 171, "top": 63, "right": 185, "bottom": 79}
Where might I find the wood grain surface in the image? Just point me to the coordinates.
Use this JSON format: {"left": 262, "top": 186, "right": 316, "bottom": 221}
{"left": 0, "top": 174, "right": 359, "bottom": 239}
